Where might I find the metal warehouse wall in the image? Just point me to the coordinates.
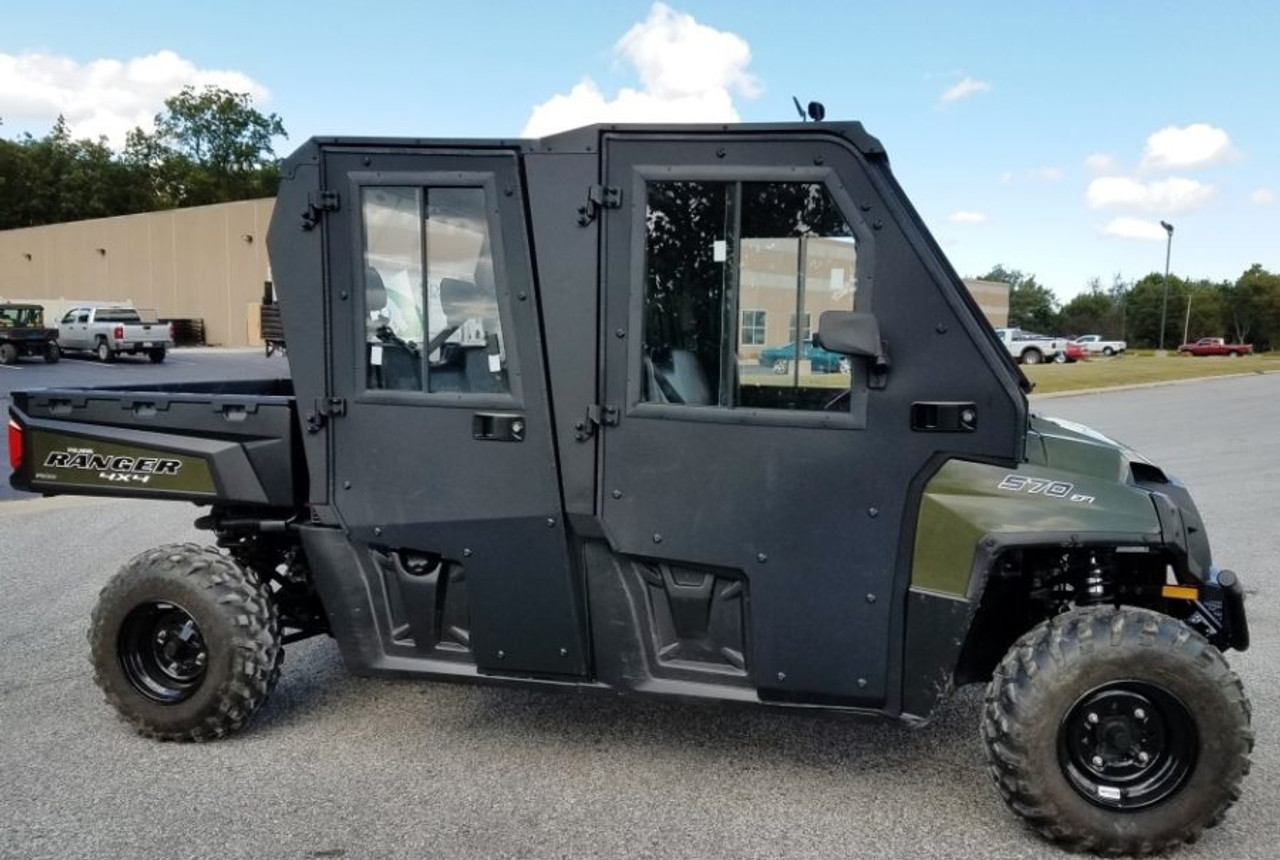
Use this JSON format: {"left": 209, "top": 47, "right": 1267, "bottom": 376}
{"left": 964, "top": 279, "right": 1010, "bottom": 327}
{"left": 0, "top": 198, "right": 274, "bottom": 347}
{"left": 1, "top": 199, "right": 1009, "bottom": 347}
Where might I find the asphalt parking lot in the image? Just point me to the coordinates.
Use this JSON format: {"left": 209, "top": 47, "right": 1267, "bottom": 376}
{"left": 1, "top": 369, "right": 1276, "bottom": 860}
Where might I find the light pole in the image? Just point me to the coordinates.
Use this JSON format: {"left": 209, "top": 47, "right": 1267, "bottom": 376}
{"left": 1158, "top": 220, "right": 1174, "bottom": 351}
{"left": 1183, "top": 288, "right": 1193, "bottom": 347}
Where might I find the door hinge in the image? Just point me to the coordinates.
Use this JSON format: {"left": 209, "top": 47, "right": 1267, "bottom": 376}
{"left": 576, "top": 184, "right": 622, "bottom": 227}
{"left": 305, "top": 397, "right": 346, "bottom": 433}
{"left": 301, "top": 189, "right": 341, "bottom": 231}
{"left": 575, "top": 404, "right": 618, "bottom": 441}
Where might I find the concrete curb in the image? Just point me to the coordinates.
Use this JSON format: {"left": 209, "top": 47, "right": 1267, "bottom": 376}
{"left": 1031, "top": 368, "right": 1280, "bottom": 400}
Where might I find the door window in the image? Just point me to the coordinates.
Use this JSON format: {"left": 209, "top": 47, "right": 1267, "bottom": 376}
{"left": 641, "top": 180, "right": 858, "bottom": 412}
{"left": 360, "top": 185, "right": 508, "bottom": 395}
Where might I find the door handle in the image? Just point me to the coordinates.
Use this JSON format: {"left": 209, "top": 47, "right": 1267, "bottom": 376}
{"left": 472, "top": 412, "right": 525, "bottom": 442}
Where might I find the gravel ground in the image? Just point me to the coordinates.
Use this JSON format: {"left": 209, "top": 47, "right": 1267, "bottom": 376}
{"left": 0, "top": 373, "right": 1275, "bottom": 860}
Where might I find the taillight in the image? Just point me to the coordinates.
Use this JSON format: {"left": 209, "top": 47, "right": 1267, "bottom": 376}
{"left": 7, "top": 419, "right": 21, "bottom": 471}
{"left": 168, "top": 323, "right": 175, "bottom": 341}
{"left": 113, "top": 325, "right": 124, "bottom": 340}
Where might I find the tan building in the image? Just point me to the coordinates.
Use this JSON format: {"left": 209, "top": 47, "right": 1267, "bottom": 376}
{"left": 0, "top": 199, "right": 273, "bottom": 346}
{"left": 1, "top": 201, "right": 1009, "bottom": 347}
{"left": 964, "top": 278, "right": 1010, "bottom": 327}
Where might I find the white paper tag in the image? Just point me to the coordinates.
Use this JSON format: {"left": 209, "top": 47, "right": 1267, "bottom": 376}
{"left": 713, "top": 240, "right": 727, "bottom": 262}
{"left": 488, "top": 353, "right": 502, "bottom": 373}
{"left": 370, "top": 344, "right": 384, "bottom": 366}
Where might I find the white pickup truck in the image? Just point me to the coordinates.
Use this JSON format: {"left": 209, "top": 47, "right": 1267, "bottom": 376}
{"left": 1072, "top": 334, "right": 1126, "bottom": 356}
{"left": 992, "top": 327, "right": 1064, "bottom": 365}
{"left": 57, "top": 306, "right": 174, "bottom": 363}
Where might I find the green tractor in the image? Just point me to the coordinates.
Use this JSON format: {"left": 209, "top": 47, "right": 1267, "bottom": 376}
{"left": 0, "top": 302, "right": 60, "bottom": 364}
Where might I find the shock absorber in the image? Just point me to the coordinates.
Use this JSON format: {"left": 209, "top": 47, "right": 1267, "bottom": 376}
{"left": 1079, "top": 551, "right": 1115, "bottom": 605}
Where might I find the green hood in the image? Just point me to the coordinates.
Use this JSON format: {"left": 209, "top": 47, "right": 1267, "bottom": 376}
{"left": 1025, "top": 414, "right": 1166, "bottom": 484}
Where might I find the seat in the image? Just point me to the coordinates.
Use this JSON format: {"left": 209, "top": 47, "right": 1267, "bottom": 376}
{"left": 428, "top": 277, "right": 504, "bottom": 394}
{"left": 648, "top": 348, "right": 714, "bottom": 405}
{"left": 365, "top": 267, "right": 421, "bottom": 390}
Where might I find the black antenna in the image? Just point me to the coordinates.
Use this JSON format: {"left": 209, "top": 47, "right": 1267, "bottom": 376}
{"left": 791, "top": 96, "right": 807, "bottom": 121}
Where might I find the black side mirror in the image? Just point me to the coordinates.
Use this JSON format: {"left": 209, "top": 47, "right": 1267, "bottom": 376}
{"left": 815, "top": 311, "right": 889, "bottom": 388}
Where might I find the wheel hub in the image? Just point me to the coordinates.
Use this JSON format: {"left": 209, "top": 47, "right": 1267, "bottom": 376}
{"left": 1059, "top": 682, "right": 1197, "bottom": 810}
{"left": 119, "top": 602, "right": 208, "bottom": 703}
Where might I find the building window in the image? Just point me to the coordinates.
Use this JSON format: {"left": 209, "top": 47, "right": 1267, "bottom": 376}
{"left": 741, "top": 309, "right": 767, "bottom": 345}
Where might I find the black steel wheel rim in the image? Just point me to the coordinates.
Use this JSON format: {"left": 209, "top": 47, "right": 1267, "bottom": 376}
{"left": 118, "top": 601, "right": 208, "bottom": 703}
{"left": 1058, "top": 680, "right": 1198, "bottom": 810}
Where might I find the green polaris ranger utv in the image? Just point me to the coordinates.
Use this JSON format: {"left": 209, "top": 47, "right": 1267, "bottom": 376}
{"left": 6, "top": 121, "right": 1251, "bottom": 854}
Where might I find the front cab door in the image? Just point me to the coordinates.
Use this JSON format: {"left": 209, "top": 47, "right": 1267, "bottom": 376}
{"left": 599, "top": 129, "right": 1024, "bottom": 708}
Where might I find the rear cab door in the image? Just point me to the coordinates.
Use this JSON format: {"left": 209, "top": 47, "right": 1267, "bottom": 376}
{"left": 315, "top": 142, "right": 588, "bottom": 678}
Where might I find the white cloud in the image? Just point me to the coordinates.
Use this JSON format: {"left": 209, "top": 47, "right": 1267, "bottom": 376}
{"left": 1085, "top": 153, "right": 1118, "bottom": 173}
{"left": 0, "top": 49, "right": 269, "bottom": 147}
{"left": 939, "top": 75, "right": 991, "bottom": 105}
{"left": 1140, "top": 123, "right": 1233, "bottom": 170}
{"left": 1251, "top": 188, "right": 1275, "bottom": 205}
{"left": 522, "top": 3, "right": 758, "bottom": 137}
{"left": 999, "top": 170, "right": 1014, "bottom": 184}
{"left": 1086, "top": 176, "right": 1215, "bottom": 213}
{"left": 948, "top": 210, "right": 987, "bottom": 224}
{"left": 1101, "top": 217, "right": 1170, "bottom": 242}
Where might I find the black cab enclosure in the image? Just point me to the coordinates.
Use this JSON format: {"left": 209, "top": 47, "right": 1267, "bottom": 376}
{"left": 6, "top": 123, "right": 1251, "bottom": 855}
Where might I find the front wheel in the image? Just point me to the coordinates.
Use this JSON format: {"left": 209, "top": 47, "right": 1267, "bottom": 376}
{"left": 982, "top": 606, "right": 1252, "bottom": 855}
{"left": 1053, "top": 351, "right": 1067, "bottom": 364}
{"left": 0, "top": 343, "right": 17, "bottom": 365}
{"left": 1021, "top": 348, "right": 1043, "bottom": 365}
{"left": 89, "top": 544, "right": 282, "bottom": 741}
{"left": 772, "top": 359, "right": 790, "bottom": 375}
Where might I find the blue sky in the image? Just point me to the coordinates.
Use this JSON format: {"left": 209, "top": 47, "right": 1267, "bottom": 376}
{"left": 3, "top": 0, "right": 1278, "bottom": 300}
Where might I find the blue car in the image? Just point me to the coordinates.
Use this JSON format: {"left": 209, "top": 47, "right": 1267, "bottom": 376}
{"left": 758, "top": 339, "right": 850, "bottom": 374}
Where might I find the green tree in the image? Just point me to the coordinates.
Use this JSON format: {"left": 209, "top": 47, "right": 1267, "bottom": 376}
{"left": 977, "top": 265, "right": 1060, "bottom": 332}
{"left": 1223, "top": 264, "right": 1280, "bottom": 349}
{"left": 128, "top": 86, "right": 287, "bottom": 207}
{"left": 1059, "top": 280, "right": 1117, "bottom": 338}
{"left": 0, "top": 117, "right": 151, "bottom": 228}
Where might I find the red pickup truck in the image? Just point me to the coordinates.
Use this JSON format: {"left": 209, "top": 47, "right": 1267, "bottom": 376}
{"left": 1178, "top": 337, "right": 1253, "bottom": 357}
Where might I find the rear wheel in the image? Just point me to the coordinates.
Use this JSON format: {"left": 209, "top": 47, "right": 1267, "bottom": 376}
{"left": 982, "top": 605, "right": 1252, "bottom": 855}
{"left": 89, "top": 544, "right": 282, "bottom": 741}
{"left": 772, "top": 359, "right": 790, "bottom": 375}
{"left": 1103, "top": 346, "right": 1115, "bottom": 357}
{"left": 96, "top": 339, "right": 115, "bottom": 363}
{"left": 1021, "top": 348, "right": 1043, "bottom": 365}
{"left": 149, "top": 347, "right": 166, "bottom": 363}
{"left": 0, "top": 343, "right": 17, "bottom": 364}
{"left": 44, "top": 342, "right": 60, "bottom": 363}
{"left": 1228, "top": 350, "right": 1240, "bottom": 358}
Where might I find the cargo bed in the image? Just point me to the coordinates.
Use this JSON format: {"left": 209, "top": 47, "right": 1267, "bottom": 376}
{"left": 8, "top": 379, "right": 301, "bottom": 507}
